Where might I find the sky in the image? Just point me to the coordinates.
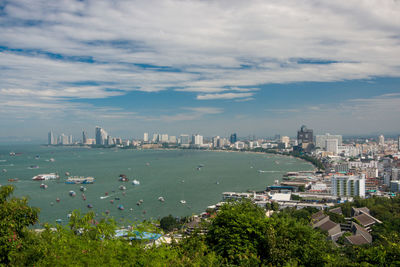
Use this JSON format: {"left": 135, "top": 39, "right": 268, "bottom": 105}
{"left": 1, "top": 0, "right": 400, "bottom": 142}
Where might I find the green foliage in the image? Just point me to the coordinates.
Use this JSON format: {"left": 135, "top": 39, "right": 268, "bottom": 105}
{"left": 0, "top": 185, "right": 39, "bottom": 265}
{"left": 160, "top": 215, "right": 178, "bottom": 232}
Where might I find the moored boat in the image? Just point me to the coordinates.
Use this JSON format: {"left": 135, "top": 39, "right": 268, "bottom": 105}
{"left": 119, "top": 185, "right": 126, "bottom": 190}
{"left": 118, "top": 205, "right": 124, "bottom": 210}
{"left": 40, "top": 183, "right": 48, "bottom": 189}
{"left": 32, "top": 173, "right": 59, "bottom": 181}
{"left": 65, "top": 176, "right": 94, "bottom": 184}
{"left": 69, "top": 191, "right": 76, "bottom": 197}
{"left": 132, "top": 179, "right": 140, "bottom": 185}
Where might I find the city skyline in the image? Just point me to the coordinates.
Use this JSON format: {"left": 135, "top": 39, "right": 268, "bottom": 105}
{"left": 1, "top": 1, "right": 400, "bottom": 142}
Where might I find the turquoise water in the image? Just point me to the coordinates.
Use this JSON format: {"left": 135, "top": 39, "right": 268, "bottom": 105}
{"left": 0, "top": 145, "right": 313, "bottom": 225}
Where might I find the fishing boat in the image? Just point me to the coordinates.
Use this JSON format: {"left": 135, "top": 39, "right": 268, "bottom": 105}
{"left": 132, "top": 179, "right": 140, "bottom": 185}
{"left": 65, "top": 176, "right": 94, "bottom": 184}
{"left": 80, "top": 186, "right": 87, "bottom": 192}
{"left": 32, "top": 173, "right": 59, "bottom": 181}
{"left": 29, "top": 165, "right": 39, "bottom": 169}
{"left": 2, "top": 169, "right": 6, "bottom": 173}
{"left": 56, "top": 219, "right": 62, "bottom": 224}
{"left": 105, "top": 210, "right": 110, "bottom": 215}
{"left": 69, "top": 191, "right": 76, "bottom": 197}
{"left": 110, "top": 199, "right": 114, "bottom": 204}
{"left": 158, "top": 196, "right": 165, "bottom": 202}
{"left": 49, "top": 158, "right": 55, "bottom": 162}
{"left": 87, "top": 204, "right": 93, "bottom": 208}
{"left": 118, "top": 205, "right": 124, "bottom": 210}
{"left": 119, "top": 185, "right": 126, "bottom": 190}
{"left": 8, "top": 178, "right": 19, "bottom": 182}
{"left": 40, "top": 183, "right": 48, "bottom": 189}
{"left": 180, "top": 200, "right": 186, "bottom": 204}
{"left": 65, "top": 172, "right": 70, "bottom": 176}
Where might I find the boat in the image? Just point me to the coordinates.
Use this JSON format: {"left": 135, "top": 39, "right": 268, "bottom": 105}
{"left": 29, "top": 165, "right": 39, "bottom": 169}
{"left": 119, "top": 176, "right": 129, "bottom": 182}
{"left": 56, "top": 219, "right": 62, "bottom": 224}
{"left": 32, "top": 173, "right": 59, "bottom": 181}
{"left": 65, "top": 176, "right": 95, "bottom": 184}
{"left": 118, "top": 205, "right": 124, "bottom": 210}
{"left": 69, "top": 191, "right": 76, "bottom": 197}
{"left": 110, "top": 199, "right": 114, "bottom": 204}
{"left": 40, "top": 183, "right": 48, "bottom": 189}
{"left": 80, "top": 186, "right": 87, "bottom": 192}
{"left": 136, "top": 201, "right": 141, "bottom": 206}
{"left": 49, "top": 158, "right": 55, "bottom": 162}
{"left": 132, "top": 179, "right": 140, "bottom": 185}
{"left": 56, "top": 198, "right": 60, "bottom": 202}
{"left": 35, "top": 155, "right": 40, "bottom": 159}
{"left": 145, "top": 162, "right": 150, "bottom": 166}
{"left": 65, "top": 172, "right": 70, "bottom": 176}
{"left": 180, "top": 200, "right": 186, "bottom": 204}
{"left": 2, "top": 169, "right": 6, "bottom": 173}
{"left": 87, "top": 204, "right": 93, "bottom": 208}
{"left": 119, "top": 185, "right": 126, "bottom": 190}
{"left": 8, "top": 178, "right": 19, "bottom": 182}
{"left": 216, "top": 181, "right": 220, "bottom": 185}
{"left": 9, "top": 152, "right": 15, "bottom": 156}
{"left": 158, "top": 196, "right": 165, "bottom": 202}
{"left": 139, "top": 199, "right": 143, "bottom": 203}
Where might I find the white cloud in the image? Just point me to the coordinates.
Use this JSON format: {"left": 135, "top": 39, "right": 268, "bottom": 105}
{"left": 197, "top": 92, "right": 254, "bottom": 100}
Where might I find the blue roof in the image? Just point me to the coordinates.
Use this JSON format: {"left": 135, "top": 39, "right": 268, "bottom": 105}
{"left": 114, "top": 229, "right": 162, "bottom": 240}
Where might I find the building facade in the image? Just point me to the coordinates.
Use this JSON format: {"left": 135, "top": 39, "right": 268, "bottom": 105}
{"left": 331, "top": 175, "right": 366, "bottom": 198}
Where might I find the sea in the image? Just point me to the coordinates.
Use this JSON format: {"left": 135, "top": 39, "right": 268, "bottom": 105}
{"left": 0, "top": 145, "right": 313, "bottom": 225}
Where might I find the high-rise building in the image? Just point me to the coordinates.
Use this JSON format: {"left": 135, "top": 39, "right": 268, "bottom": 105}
{"left": 281, "top": 136, "right": 290, "bottom": 147}
{"left": 331, "top": 174, "right": 366, "bottom": 198}
{"left": 152, "top": 133, "right": 159, "bottom": 143}
{"left": 180, "top": 134, "right": 190, "bottom": 146}
{"left": 48, "top": 131, "right": 55, "bottom": 145}
{"left": 379, "top": 134, "right": 385, "bottom": 146}
{"left": 297, "top": 125, "right": 313, "bottom": 144}
{"left": 230, "top": 133, "right": 237, "bottom": 144}
{"left": 82, "top": 131, "right": 87, "bottom": 144}
{"left": 212, "top": 136, "right": 220, "bottom": 148}
{"left": 95, "top": 126, "right": 108, "bottom": 145}
{"left": 143, "top": 133, "right": 149, "bottom": 142}
{"left": 169, "top": 136, "right": 177, "bottom": 143}
{"left": 326, "top": 139, "right": 338, "bottom": 155}
{"left": 160, "top": 134, "right": 169, "bottom": 143}
{"left": 69, "top": 135, "right": 73, "bottom": 144}
{"left": 192, "top": 134, "right": 203, "bottom": 146}
{"left": 316, "top": 133, "right": 342, "bottom": 149}
{"left": 59, "top": 133, "right": 69, "bottom": 145}
{"left": 398, "top": 136, "right": 400, "bottom": 152}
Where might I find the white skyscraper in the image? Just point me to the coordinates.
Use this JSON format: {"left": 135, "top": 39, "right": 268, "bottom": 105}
{"left": 379, "top": 134, "right": 385, "bottom": 146}
{"left": 316, "top": 133, "right": 342, "bottom": 149}
{"left": 95, "top": 126, "right": 108, "bottom": 145}
{"left": 48, "top": 131, "right": 55, "bottom": 145}
{"left": 169, "top": 136, "right": 177, "bottom": 143}
{"left": 160, "top": 134, "right": 169, "bottom": 143}
{"left": 326, "top": 139, "right": 338, "bottom": 155}
{"left": 143, "top": 132, "right": 149, "bottom": 142}
{"left": 192, "top": 134, "right": 203, "bottom": 146}
{"left": 331, "top": 175, "right": 366, "bottom": 198}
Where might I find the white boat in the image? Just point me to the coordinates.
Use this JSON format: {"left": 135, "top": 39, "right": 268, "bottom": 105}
{"left": 180, "top": 200, "right": 186, "bottom": 204}
{"left": 132, "top": 179, "right": 140, "bottom": 185}
{"left": 32, "top": 173, "right": 59, "bottom": 180}
{"left": 80, "top": 186, "right": 87, "bottom": 192}
{"left": 158, "top": 196, "right": 165, "bottom": 202}
{"left": 49, "top": 158, "right": 55, "bottom": 162}
{"left": 69, "top": 191, "right": 76, "bottom": 197}
{"left": 40, "top": 183, "right": 48, "bottom": 189}
{"left": 119, "top": 185, "right": 126, "bottom": 190}
{"left": 65, "top": 176, "right": 94, "bottom": 184}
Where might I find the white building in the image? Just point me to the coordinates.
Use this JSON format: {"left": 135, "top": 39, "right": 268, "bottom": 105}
{"left": 316, "top": 133, "right": 342, "bottom": 149}
{"left": 281, "top": 136, "right": 290, "bottom": 147}
{"left": 326, "top": 139, "right": 338, "bottom": 155}
{"left": 95, "top": 126, "right": 108, "bottom": 145}
{"left": 379, "top": 134, "right": 385, "bottom": 146}
{"left": 152, "top": 133, "right": 159, "bottom": 143}
{"left": 192, "top": 134, "right": 203, "bottom": 146}
{"left": 160, "top": 134, "right": 169, "bottom": 143}
{"left": 235, "top": 141, "right": 246, "bottom": 150}
{"left": 143, "top": 133, "right": 149, "bottom": 142}
{"left": 48, "top": 131, "right": 55, "bottom": 145}
{"left": 331, "top": 175, "right": 366, "bottom": 198}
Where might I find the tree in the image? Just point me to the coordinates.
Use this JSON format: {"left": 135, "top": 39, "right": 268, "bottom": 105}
{"left": 160, "top": 215, "right": 178, "bottom": 232}
{"left": 0, "top": 185, "right": 39, "bottom": 265}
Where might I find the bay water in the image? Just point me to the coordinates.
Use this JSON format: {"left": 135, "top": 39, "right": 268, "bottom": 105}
{"left": 0, "top": 145, "right": 313, "bottom": 225}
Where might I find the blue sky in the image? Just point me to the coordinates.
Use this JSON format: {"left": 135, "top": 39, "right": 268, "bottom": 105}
{"left": 0, "top": 0, "right": 400, "bottom": 142}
